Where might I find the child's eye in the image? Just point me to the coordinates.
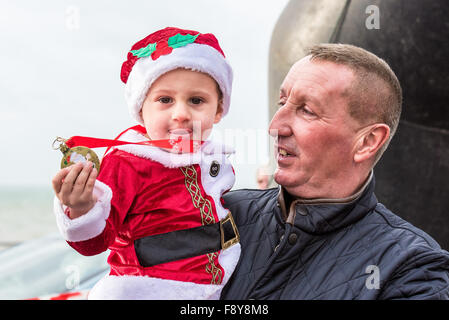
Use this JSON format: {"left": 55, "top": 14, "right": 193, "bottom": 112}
{"left": 190, "top": 97, "right": 204, "bottom": 105}
{"left": 158, "top": 97, "right": 173, "bottom": 104}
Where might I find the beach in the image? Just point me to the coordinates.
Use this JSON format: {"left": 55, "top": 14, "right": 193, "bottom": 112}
{"left": 0, "top": 185, "right": 58, "bottom": 251}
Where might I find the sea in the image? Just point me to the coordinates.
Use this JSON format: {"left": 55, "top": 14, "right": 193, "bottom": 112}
{"left": 0, "top": 185, "right": 58, "bottom": 251}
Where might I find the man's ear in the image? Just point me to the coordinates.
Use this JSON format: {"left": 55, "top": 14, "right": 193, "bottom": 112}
{"left": 353, "top": 124, "right": 390, "bottom": 163}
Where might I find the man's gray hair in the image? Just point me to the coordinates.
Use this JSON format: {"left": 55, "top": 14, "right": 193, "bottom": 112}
{"left": 307, "top": 43, "right": 402, "bottom": 165}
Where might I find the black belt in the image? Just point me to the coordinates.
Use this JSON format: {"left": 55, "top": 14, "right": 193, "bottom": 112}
{"left": 134, "top": 212, "right": 240, "bottom": 267}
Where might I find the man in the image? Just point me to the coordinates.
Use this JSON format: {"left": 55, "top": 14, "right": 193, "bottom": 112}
{"left": 256, "top": 164, "right": 272, "bottom": 189}
{"left": 221, "top": 44, "right": 449, "bottom": 300}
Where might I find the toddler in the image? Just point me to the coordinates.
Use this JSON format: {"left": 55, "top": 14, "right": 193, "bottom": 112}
{"left": 51, "top": 27, "right": 240, "bottom": 299}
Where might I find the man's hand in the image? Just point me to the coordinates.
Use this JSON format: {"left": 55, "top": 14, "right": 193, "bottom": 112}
{"left": 52, "top": 162, "right": 98, "bottom": 219}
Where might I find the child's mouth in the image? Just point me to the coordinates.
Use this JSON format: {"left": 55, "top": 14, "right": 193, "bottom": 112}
{"left": 169, "top": 129, "right": 193, "bottom": 139}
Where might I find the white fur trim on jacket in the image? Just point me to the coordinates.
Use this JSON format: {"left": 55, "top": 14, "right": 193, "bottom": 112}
{"left": 88, "top": 244, "right": 241, "bottom": 300}
{"left": 200, "top": 151, "right": 234, "bottom": 221}
{"left": 113, "top": 128, "right": 235, "bottom": 169}
{"left": 125, "top": 43, "right": 233, "bottom": 125}
{"left": 53, "top": 180, "right": 112, "bottom": 242}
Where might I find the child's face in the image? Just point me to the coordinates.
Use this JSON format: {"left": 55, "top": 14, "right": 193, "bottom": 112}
{"left": 140, "top": 68, "right": 223, "bottom": 147}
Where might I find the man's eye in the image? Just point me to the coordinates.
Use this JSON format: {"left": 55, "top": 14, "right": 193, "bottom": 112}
{"left": 299, "top": 105, "right": 316, "bottom": 117}
{"left": 277, "top": 101, "right": 286, "bottom": 108}
{"left": 190, "top": 97, "right": 204, "bottom": 105}
{"left": 158, "top": 97, "right": 172, "bottom": 104}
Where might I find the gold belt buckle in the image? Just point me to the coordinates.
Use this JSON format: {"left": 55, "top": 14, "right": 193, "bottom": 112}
{"left": 220, "top": 211, "right": 240, "bottom": 250}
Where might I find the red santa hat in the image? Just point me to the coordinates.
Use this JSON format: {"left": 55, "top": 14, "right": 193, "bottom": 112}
{"left": 121, "top": 27, "right": 233, "bottom": 125}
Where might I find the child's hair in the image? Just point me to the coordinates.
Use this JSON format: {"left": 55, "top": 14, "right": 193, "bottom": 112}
{"left": 120, "top": 27, "right": 233, "bottom": 125}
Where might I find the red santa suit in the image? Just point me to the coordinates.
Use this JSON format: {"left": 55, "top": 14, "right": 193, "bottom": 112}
{"left": 53, "top": 126, "right": 241, "bottom": 299}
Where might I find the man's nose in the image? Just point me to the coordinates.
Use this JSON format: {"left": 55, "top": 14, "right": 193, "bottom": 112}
{"left": 269, "top": 107, "right": 292, "bottom": 138}
{"left": 171, "top": 102, "right": 191, "bottom": 122}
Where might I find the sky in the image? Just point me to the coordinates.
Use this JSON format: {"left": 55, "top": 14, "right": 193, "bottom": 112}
{"left": 0, "top": 0, "right": 289, "bottom": 189}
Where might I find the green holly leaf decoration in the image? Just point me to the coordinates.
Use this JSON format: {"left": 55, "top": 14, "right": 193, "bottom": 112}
{"left": 168, "top": 33, "right": 200, "bottom": 49}
{"left": 130, "top": 42, "right": 157, "bottom": 58}
{"left": 129, "top": 33, "right": 199, "bottom": 59}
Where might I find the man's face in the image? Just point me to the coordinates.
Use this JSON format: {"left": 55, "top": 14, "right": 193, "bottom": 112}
{"left": 257, "top": 174, "right": 269, "bottom": 189}
{"left": 269, "top": 56, "right": 363, "bottom": 198}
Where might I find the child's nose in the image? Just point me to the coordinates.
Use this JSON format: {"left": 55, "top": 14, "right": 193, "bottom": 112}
{"left": 171, "top": 103, "right": 191, "bottom": 122}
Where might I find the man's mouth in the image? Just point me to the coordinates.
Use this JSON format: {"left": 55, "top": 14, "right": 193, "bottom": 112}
{"left": 277, "top": 145, "right": 295, "bottom": 157}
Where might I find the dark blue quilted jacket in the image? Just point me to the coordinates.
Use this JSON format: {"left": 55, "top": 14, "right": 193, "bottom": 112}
{"left": 221, "top": 176, "right": 449, "bottom": 300}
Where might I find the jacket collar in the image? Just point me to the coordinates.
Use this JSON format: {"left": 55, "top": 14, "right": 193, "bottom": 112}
{"left": 277, "top": 171, "right": 378, "bottom": 234}
{"left": 110, "top": 127, "right": 234, "bottom": 168}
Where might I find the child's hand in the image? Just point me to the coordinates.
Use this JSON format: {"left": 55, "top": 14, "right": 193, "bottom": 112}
{"left": 52, "top": 162, "right": 98, "bottom": 219}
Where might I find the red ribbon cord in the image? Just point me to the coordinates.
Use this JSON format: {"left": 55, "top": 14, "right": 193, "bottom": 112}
{"left": 65, "top": 136, "right": 204, "bottom": 153}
